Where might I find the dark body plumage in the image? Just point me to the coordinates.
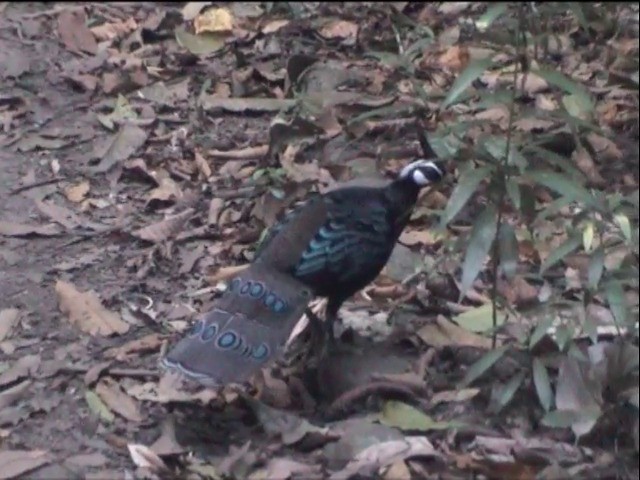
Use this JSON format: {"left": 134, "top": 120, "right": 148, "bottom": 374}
{"left": 254, "top": 159, "right": 444, "bottom": 334}
{"left": 161, "top": 159, "right": 443, "bottom": 386}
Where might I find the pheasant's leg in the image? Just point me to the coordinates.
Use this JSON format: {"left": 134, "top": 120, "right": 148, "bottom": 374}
{"left": 305, "top": 307, "right": 324, "bottom": 343}
{"left": 324, "top": 297, "right": 344, "bottom": 346}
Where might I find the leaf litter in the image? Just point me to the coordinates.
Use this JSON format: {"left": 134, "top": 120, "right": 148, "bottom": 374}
{"left": 0, "top": 1, "right": 637, "bottom": 479}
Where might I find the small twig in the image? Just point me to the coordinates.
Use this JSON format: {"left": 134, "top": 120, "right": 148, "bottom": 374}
{"left": 60, "top": 364, "right": 159, "bottom": 379}
{"left": 490, "top": 4, "right": 527, "bottom": 349}
{"left": 325, "top": 381, "right": 418, "bottom": 419}
{"left": 208, "top": 145, "right": 269, "bottom": 160}
{"left": 9, "top": 177, "right": 63, "bottom": 195}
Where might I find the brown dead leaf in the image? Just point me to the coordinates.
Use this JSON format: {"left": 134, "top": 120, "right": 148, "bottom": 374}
{"left": 281, "top": 144, "right": 334, "bottom": 185}
{"left": 497, "top": 276, "right": 539, "bottom": 307}
{"left": 150, "top": 418, "right": 186, "bottom": 456}
{"left": 146, "top": 177, "right": 183, "bottom": 206}
{"left": 95, "top": 378, "right": 143, "bottom": 422}
{"left": 399, "top": 229, "right": 436, "bottom": 246}
{"left": 439, "top": 45, "right": 470, "bottom": 71}
{"left": 194, "top": 7, "right": 234, "bottom": 34}
{"left": 127, "top": 444, "right": 168, "bottom": 473}
{"left": 91, "top": 18, "right": 138, "bottom": 42}
{"left": 92, "top": 124, "right": 148, "bottom": 173}
{"left": 126, "top": 373, "right": 218, "bottom": 404}
{"left": 573, "top": 147, "right": 605, "bottom": 186}
{"left": 194, "top": 150, "right": 212, "bottom": 179}
{"left": 35, "top": 200, "right": 82, "bottom": 230}
{"left": 64, "top": 180, "right": 90, "bottom": 203}
{"left": 416, "top": 315, "right": 493, "bottom": 349}
{"left": 132, "top": 208, "right": 194, "bottom": 242}
{"left": 105, "top": 333, "right": 163, "bottom": 361}
{"left": 55, "top": 280, "right": 129, "bottom": 336}
{"left": 57, "top": 9, "right": 97, "bottom": 55}
{"left": 0, "top": 308, "right": 20, "bottom": 342}
{"left": 200, "top": 95, "right": 295, "bottom": 113}
{"left": 319, "top": 20, "right": 358, "bottom": 45}
{"left": 0, "top": 221, "right": 62, "bottom": 237}
{"left": 262, "top": 19, "right": 289, "bottom": 34}
{"left": 0, "top": 450, "right": 52, "bottom": 480}
{"left": 254, "top": 458, "right": 322, "bottom": 480}
{"left": 430, "top": 388, "right": 480, "bottom": 406}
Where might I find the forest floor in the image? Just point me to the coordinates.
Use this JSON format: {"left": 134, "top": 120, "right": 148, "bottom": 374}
{"left": 0, "top": 2, "right": 638, "bottom": 479}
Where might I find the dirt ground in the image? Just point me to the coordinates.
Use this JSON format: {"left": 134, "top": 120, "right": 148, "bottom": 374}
{"left": 1, "top": 2, "right": 638, "bottom": 479}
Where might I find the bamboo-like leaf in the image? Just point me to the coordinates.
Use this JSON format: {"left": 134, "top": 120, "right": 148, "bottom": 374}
{"left": 459, "top": 345, "right": 508, "bottom": 388}
{"left": 475, "top": 2, "right": 509, "bottom": 31}
{"left": 460, "top": 205, "right": 498, "bottom": 299}
{"left": 540, "top": 232, "right": 582, "bottom": 274}
{"left": 533, "top": 357, "right": 553, "bottom": 411}
{"left": 528, "top": 170, "right": 596, "bottom": 208}
{"left": 498, "top": 223, "right": 518, "bottom": 279}
{"left": 506, "top": 179, "right": 521, "bottom": 210}
{"left": 614, "top": 213, "right": 633, "bottom": 242}
{"left": 440, "top": 166, "right": 491, "bottom": 227}
{"left": 529, "top": 315, "right": 555, "bottom": 349}
{"left": 605, "top": 279, "right": 627, "bottom": 327}
{"left": 587, "top": 246, "right": 605, "bottom": 290}
{"left": 533, "top": 68, "right": 593, "bottom": 113}
{"left": 492, "top": 371, "right": 526, "bottom": 412}
{"left": 441, "top": 58, "right": 493, "bottom": 110}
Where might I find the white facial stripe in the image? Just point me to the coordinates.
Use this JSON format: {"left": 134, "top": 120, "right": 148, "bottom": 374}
{"left": 400, "top": 159, "right": 443, "bottom": 182}
{"left": 412, "top": 169, "right": 428, "bottom": 185}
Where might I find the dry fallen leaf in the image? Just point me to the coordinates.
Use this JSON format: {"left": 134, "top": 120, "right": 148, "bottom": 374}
{"left": 64, "top": 180, "right": 91, "bottom": 203}
{"left": 0, "top": 308, "right": 20, "bottom": 342}
{"left": 127, "top": 444, "right": 168, "bottom": 472}
{"left": 95, "top": 378, "right": 143, "bottom": 422}
{"left": 131, "top": 209, "right": 194, "bottom": 242}
{"left": 194, "top": 7, "right": 234, "bottom": 34}
{"left": 319, "top": 20, "right": 358, "bottom": 45}
{"left": 55, "top": 280, "right": 130, "bottom": 336}
{"left": 90, "top": 17, "right": 138, "bottom": 42}
{"left": 417, "top": 315, "right": 494, "bottom": 349}
{"left": 0, "top": 221, "right": 62, "bottom": 237}
{"left": 57, "top": 9, "right": 97, "bottom": 55}
{"left": 0, "top": 450, "right": 52, "bottom": 480}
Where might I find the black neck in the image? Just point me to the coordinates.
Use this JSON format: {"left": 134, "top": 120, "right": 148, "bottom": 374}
{"left": 385, "top": 177, "right": 421, "bottom": 234}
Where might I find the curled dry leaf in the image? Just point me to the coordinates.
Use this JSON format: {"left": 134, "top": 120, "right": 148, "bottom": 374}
{"left": 0, "top": 221, "right": 62, "bottom": 237}
{"left": 55, "top": 280, "right": 129, "bottom": 336}
{"left": 207, "top": 264, "right": 249, "bottom": 284}
{"left": 64, "top": 180, "right": 90, "bottom": 203}
{"left": 104, "top": 333, "right": 164, "bottom": 361}
{"left": 132, "top": 208, "right": 194, "bottom": 242}
{"left": 127, "top": 444, "right": 168, "bottom": 472}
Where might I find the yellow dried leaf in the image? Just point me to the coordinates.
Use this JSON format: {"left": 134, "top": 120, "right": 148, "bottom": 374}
{"left": 194, "top": 8, "right": 233, "bottom": 34}
{"left": 64, "top": 181, "right": 91, "bottom": 203}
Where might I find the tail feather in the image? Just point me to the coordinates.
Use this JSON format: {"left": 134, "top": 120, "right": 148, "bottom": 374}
{"left": 161, "top": 263, "right": 312, "bottom": 387}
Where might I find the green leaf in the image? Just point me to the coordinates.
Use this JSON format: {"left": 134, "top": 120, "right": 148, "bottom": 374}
{"left": 454, "top": 304, "right": 506, "bottom": 333}
{"left": 533, "top": 358, "right": 553, "bottom": 411}
{"left": 529, "top": 315, "right": 555, "bottom": 349}
{"left": 475, "top": 2, "right": 509, "bottom": 31}
{"left": 605, "top": 279, "right": 627, "bottom": 327}
{"left": 614, "top": 213, "right": 633, "bottom": 242}
{"left": 459, "top": 345, "right": 508, "bottom": 388}
{"left": 482, "top": 136, "right": 527, "bottom": 170}
{"left": 85, "top": 390, "right": 115, "bottom": 423}
{"left": 441, "top": 58, "right": 493, "bottom": 110}
{"left": 380, "top": 401, "right": 461, "bottom": 431}
{"left": 460, "top": 205, "right": 498, "bottom": 299}
{"left": 498, "top": 223, "right": 518, "bottom": 279}
{"left": 533, "top": 68, "right": 593, "bottom": 112}
{"left": 528, "top": 170, "right": 596, "bottom": 208}
{"left": 440, "top": 166, "right": 491, "bottom": 227}
{"left": 490, "top": 371, "right": 525, "bottom": 413}
{"left": 506, "top": 179, "right": 521, "bottom": 210}
{"left": 540, "top": 232, "right": 582, "bottom": 274}
{"left": 587, "top": 246, "right": 605, "bottom": 290}
{"left": 562, "top": 93, "right": 594, "bottom": 121}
